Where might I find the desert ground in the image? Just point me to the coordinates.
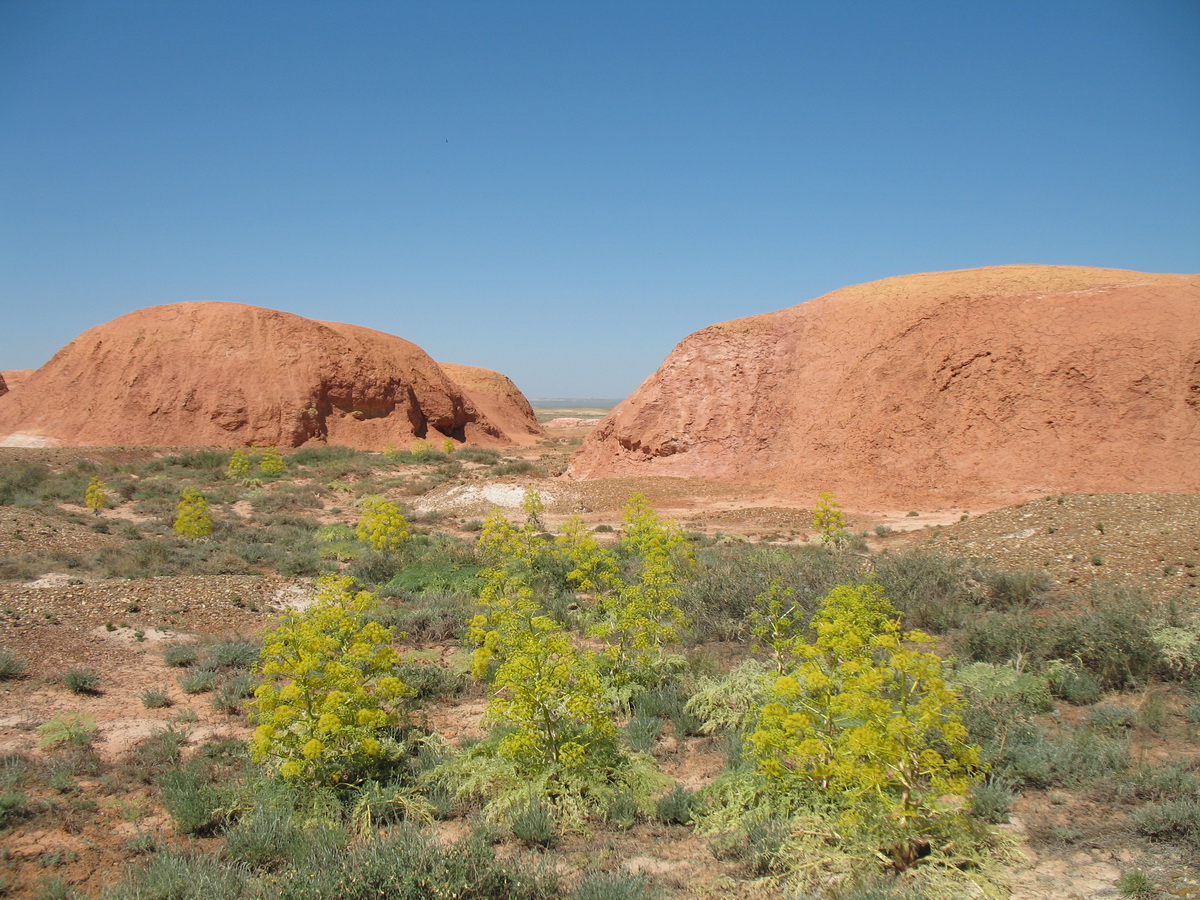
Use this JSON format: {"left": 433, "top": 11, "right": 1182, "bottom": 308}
{"left": 1, "top": 420, "right": 1198, "bottom": 900}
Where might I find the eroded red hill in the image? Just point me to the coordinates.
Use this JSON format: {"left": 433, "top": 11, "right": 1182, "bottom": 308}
{"left": 0, "top": 302, "right": 540, "bottom": 449}
{"left": 568, "top": 265, "right": 1200, "bottom": 508}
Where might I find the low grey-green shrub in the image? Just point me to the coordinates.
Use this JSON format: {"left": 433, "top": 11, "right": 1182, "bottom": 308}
{"left": 157, "top": 764, "right": 230, "bottom": 836}
{"left": 970, "top": 777, "right": 1013, "bottom": 824}
{"left": 625, "top": 716, "right": 663, "bottom": 753}
{"left": 162, "top": 644, "right": 200, "bottom": 668}
{"left": 873, "top": 549, "right": 982, "bottom": 631}
{"left": 61, "top": 669, "right": 100, "bottom": 695}
{"left": 0, "top": 649, "right": 26, "bottom": 680}
{"left": 180, "top": 670, "right": 217, "bottom": 694}
{"left": 101, "top": 851, "right": 250, "bottom": 900}
{"left": 141, "top": 687, "right": 172, "bottom": 709}
{"left": 273, "top": 827, "right": 558, "bottom": 900}
{"left": 1130, "top": 797, "right": 1200, "bottom": 846}
{"left": 655, "top": 783, "right": 694, "bottom": 825}
{"left": 198, "top": 639, "right": 258, "bottom": 672}
{"left": 572, "top": 871, "right": 655, "bottom": 900}
{"left": 510, "top": 796, "right": 558, "bottom": 848}
{"left": 983, "top": 567, "right": 1053, "bottom": 609}
{"left": 1048, "top": 662, "right": 1103, "bottom": 706}
{"left": 1087, "top": 704, "right": 1137, "bottom": 733}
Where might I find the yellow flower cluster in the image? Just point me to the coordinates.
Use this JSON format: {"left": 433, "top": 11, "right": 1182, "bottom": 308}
{"left": 249, "top": 574, "right": 411, "bottom": 786}
{"left": 748, "top": 581, "right": 983, "bottom": 837}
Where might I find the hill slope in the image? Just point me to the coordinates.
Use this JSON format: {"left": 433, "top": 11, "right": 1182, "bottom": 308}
{"left": 0, "top": 302, "right": 540, "bottom": 449}
{"left": 568, "top": 265, "right": 1200, "bottom": 507}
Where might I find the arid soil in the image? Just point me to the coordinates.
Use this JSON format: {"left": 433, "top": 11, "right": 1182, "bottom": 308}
{"left": 570, "top": 265, "right": 1200, "bottom": 509}
{"left": 0, "top": 441, "right": 1198, "bottom": 898}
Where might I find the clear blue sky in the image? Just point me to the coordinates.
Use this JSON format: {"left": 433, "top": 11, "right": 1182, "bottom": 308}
{"left": 2, "top": 1, "right": 1197, "bottom": 398}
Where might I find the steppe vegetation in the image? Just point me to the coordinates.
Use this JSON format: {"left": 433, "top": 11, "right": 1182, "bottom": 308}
{"left": 0, "top": 442, "right": 1198, "bottom": 899}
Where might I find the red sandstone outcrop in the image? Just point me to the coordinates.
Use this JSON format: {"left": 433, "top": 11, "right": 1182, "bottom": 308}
{"left": 1, "top": 370, "right": 34, "bottom": 391}
{"left": 0, "top": 302, "right": 540, "bottom": 449}
{"left": 568, "top": 265, "right": 1200, "bottom": 508}
{"left": 437, "top": 363, "right": 543, "bottom": 446}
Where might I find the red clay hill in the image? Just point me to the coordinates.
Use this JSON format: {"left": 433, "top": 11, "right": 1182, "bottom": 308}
{"left": 0, "top": 302, "right": 542, "bottom": 449}
{"left": 568, "top": 265, "right": 1200, "bottom": 509}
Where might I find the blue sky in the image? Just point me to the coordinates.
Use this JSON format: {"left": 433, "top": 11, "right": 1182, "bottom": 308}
{"left": 2, "top": 1, "right": 1197, "bottom": 398}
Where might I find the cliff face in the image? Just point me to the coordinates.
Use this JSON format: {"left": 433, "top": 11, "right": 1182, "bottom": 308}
{"left": 569, "top": 266, "right": 1200, "bottom": 507}
{"left": 0, "top": 302, "right": 537, "bottom": 449}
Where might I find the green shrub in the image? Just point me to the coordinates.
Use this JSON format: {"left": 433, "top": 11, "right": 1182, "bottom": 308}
{"left": 0, "top": 462, "right": 48, "bottom": 505}
{"left": 684, "top": 545, "right": 861, "bottom": 641}
{"left": 101, "top": 851, "right": 250, "bottom": 900}
{"left": 625, "top": 715, "right": 663, "bottom": 753}
{"left": 572, "top": 872, "right": 655, "bottom": 900}
{"left": 955, "top": 662, "right": 1054, "bottom": 714}
{"left": 1117, "top": 869, "right": 1156, "bottom": 898}
{"left": 456, "top": 447, "right": 501, "bottom": 464}
{"left": 212, "top": 673, "right": 254, "bottom": 714}
{"left": 510, "top": 795, "right": 558, "bottom": 847}
{"left": 367, "top": 590, "right": 469, "bottom": 642}
{"left": 273, "top": 827, "right": 558, "bottom": 900}
{"left": 198, "top": 639, "right": 259, "bottom": 672}
{"left": 1000, "top": 728, "right": 1129, "bottom": 789}
{"left": 970, "top": 776, "right": 1013, "bottom": 824}
{"left": 62, "top": 668, "right": 101, "bottom": 695}
{"left": 1049, "top": 586, "right": 1161, "bottom": 689}
{"left": 684, "top": 659, "right": 772, "bottom": 735}
{"left": 249, "top": 574, "right": 411, "bottom": 786}
{"left": 604, "top": 790, "right": 641, "bottom": 829}
{"left": 0, "top": 649, "right": 26, "bottom": 680}
{"left": 124, "top": 727, "right": 188, "bottom": 780}
{"left": 1130, "top": 797, "right": 1200, "bottom": 846}
{"left": 224, "top": 802, "right": 345, "bottom": 870}
{"left": 983, "top": 567, "right": 1052, "bottom": 608}
{"left": 158, "top": 764, "right": 230, "bottom": 836}
{"left": 1121, "top": 762, "right": 1200, "bottom": 803}
{"left": 655, "top": 783, "right": 694, "bottom": 825}
{"left": 163, "top": 643, "right": 200, "bottom": 668}
{"left": 141, "top": 687, "right": 172, "bottom": 709}
{"left": 393, "top": 662, "right": 464, "bottom": 701}
{"left": 490, "top": 459, "right": 536, "bottom": 476}
{"left": 180, "top": 670, "right": 218, "bottom": 694}
{"left": 1087, "top": 704, "right": 1137, "bottom": 733}
{"left": 872, "top": 549, "right": 981, "bottom": 632}
{"left": 1047, "top": 662, "right": 1103, "bottom": 705}
{"left": 37, "top": 714, "right": 97, "bottom": 750}
{"left": 959, "top": 608, "right": 1056, "bottom": 667}
{"left": 0, "top": 789, "right": 27, "bottom": 828}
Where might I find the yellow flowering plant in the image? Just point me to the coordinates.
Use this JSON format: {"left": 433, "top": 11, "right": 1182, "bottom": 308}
{"left": 746, "top": 581, "right": 984, "bottom": 861}
{"left": 355, "top": 496, "right": 411, "bottom": 553}
{"left": 173, "top": 488, "right": 213, "bottom": 538}
{"left": 249, "top": 574, "right": 411, "bottom": 786}
{"left": 84, "top": 476, "right": 108, "bottom": 515}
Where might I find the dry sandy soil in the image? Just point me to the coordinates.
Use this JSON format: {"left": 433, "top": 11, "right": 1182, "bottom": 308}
{"left": 1, "top": 436, "right": 1198, "bottom": 898}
